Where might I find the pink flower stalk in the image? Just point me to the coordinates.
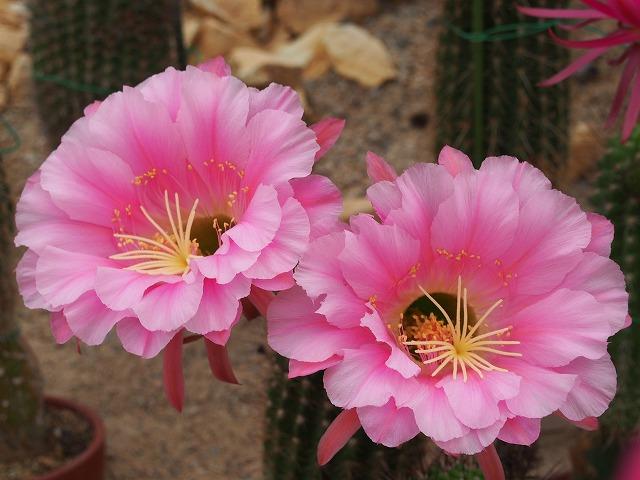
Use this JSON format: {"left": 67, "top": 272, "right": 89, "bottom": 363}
{"left": 15, "top": 57, "right": 344, "bottom": 410}
{"left": 519, "top": 1, "right": 640, "bottom": 141}
{"left": 267, "top": 146, "right": 629, "bottom": 477}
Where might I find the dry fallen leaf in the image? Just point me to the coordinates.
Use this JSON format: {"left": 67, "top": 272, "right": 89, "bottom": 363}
{"left": 322, "top": 23, "right": 396, "bottom": 87}
{"left": 182, "top": 13, "right": 201, "bottom": 48}
{"left": 197, "top": 17, "right": 257, "bottom": 61}
{"left": 190, "top": 0, "right": 265, "bottom": 31}
{"left": 276, "top": 0, "right": 378, "bottom": 34}
{"left": 0, "top": 23, "right": 26, "bottom": 63}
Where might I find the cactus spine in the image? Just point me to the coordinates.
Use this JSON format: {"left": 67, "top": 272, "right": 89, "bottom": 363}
{"left": 436, "top": 0, "right": 570, "bottom": 171}
{"left": 29, "top": 0, "right": 185, "bottom": 145}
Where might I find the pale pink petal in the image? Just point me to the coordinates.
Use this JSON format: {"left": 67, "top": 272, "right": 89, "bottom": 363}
{"left": 340, "top": 216, "right": 420, "bottom": 301}
{"left": 409, "top": 382, "right": 469, "bottom": 442}
{"left": 435, "top": 414, "right": 507, "bottom": 455}
{"left": 205, "top": 339, "right": 240, "bottom": 384}
{"left": 40, "top": 144, "right": 136, "bottom": 227}
{"left": 511, "top": 289, "right": 611, "bottom": 367}
{"left": 295, "top": 231, "right": 347, "bottom": 300}
{"left": 116, "top": 317, "right": 178, "bottom": 358}
{"left": 186, "top": 276, "right": 249, "bottom": 334}
{"left": 35, "top": 247, "right": 112, "bottom": 307}
{"left": 385, "top": 162, "right": 454, "bottom": 243}
{"left": 248, "top": 83, "right": 303, "bottom": 120}
{"left": 324, "top": 344, "right": 420, "bottom": 409}
{"left": 83, "top": 100, "right": 101, "bottom": 117}
{"left": 15, "top": 173, "right": 113, "bottom": 255}
{"left": 479, "top": 156, "right": 551, "bottom": 202}
{"left": 244, "top": 109, "right": 318, "bottom": 187}
{"left": 204, "top": 305, "right": 242, "bottom": 346}
{"left": 247, "top": 286, "right": 274, "bottom": 317}
{"left": 267, "top": 286, "right": 372, "bottom": 363}
{"left": 431, "top": 168, "right": 519, "bottom": 264}
{"left": 558, "top": 414, "right": 599, "bottom": 431}
{"left": 360, "top": 310, "right": 421, "bottom": 378}
{"left": 163, "top": 330, "right": 184, "bottom": 412}
{"left": 252, "top": 272, "right": 295, "bottom": 291}
{"left": 357, "top": 399, "right": 420, "bottom": 447}
{"left": 137, "top": 67, "right": 184, "bottom": 120}
{"left": 197, "top": 56, "right": 231, "bottom": 76}
{"left": 16, "top": 251, "right": 49, "bottom": 309}
{"left": 437, "top": 145, "right": 474, "bottom": 176}
{"left": 317, "top": 409, "right": 361, "bottom": 466}
{"left": 561, "top": 252, "right": 628, "bottom": 333}
{"left": 557, "top": 355, "right": 616, "bottom": 421}
{"left": 366, "top": 180, "right": 402, "bottom": 221}
{"left": 504, "top": 360, "right": 576, "bottom": 418}
{"left": 311, "top": 117, "right": 345, "bottom": 161}
{"left": 194, "top": 238, "right": 260, "bottom": 283}
{"left": 95, "top": 267, "right": 180, "bottom": 311}
{"left": 497, "top": 416, "right": 541, "bottom": 446}
{"left": 243, "top": 197, "right": 309, "bottom": 279}
{"left": 290, "top": 175, "right": 342, "bottom": 238}
{"left": 366, "top": 151, "right": 397, "bottom": 183}
{"left": 226, "top": 184, "right": 281, "bottom": 252}
{"left": 177, "top": 68, "right": 250, "bottom": 177}
{"left": 63, "top": 292, "right": 127, "bottom": 345}
{"left": 586, "top": 212, "right": 614, "bottom": 256}
{"left": 476, "top": 444, "right": 506, "bottom": 480}
{"left": 50, "top": 311, "right": 73, "bottom": 344}
{"left": 288, "top": 356, "right": 342, "bottom": 379}
{"left": 133, "top": 276, "right": 204, "bottom": 331}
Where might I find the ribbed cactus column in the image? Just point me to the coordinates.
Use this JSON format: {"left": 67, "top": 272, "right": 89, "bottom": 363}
{"left": 29, "top": 0, "right": 184, "bottom": 145}
{"left": 584, "top": 128, "right": 640, "bottom": 477}
{"left": 264, "top": 356, "right": 487, "bottom": 480}
{"left": 0, "top": 155, "right": 44, "bottom": 457}
{"left": 436, "top": 0, "right": 570, "bottom": 171}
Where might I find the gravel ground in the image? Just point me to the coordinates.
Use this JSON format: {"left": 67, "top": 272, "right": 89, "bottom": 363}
{"left": 2, "top": 0, "right": 619, "bottom": 478}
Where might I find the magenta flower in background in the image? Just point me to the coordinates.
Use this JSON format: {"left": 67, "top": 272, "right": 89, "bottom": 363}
{"left": 15, "top": 57, "right": 344, "bottom": 410}
{"left": 519, "top": 1, "right": 640, "bottom": 141}
{"left": 267, "top": 146, "right": 629, "bottom": 477}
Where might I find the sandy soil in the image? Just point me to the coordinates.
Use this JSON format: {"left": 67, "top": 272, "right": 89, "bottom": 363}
{"left": 1, "top": 0, "right": 620, "bottom": 478}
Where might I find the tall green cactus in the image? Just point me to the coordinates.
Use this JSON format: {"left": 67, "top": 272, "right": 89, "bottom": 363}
{"left": 29, "top": 0, "right": 185, "bottom": 145}
{"left": 580, "top": 128, "right": 640, "bottom": 478}
{"left": 436, "top": 0, "right": 570, "bottom": 171}
{"left": 0, "top": 155, "right": 45, "bottom": 458}
{"left": 265, "top": 355, "right": 494, "bottom": 480}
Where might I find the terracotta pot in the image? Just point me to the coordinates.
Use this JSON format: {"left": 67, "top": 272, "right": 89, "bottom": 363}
{"left": 32, "top": 396, "right": 106, "bottom": 480}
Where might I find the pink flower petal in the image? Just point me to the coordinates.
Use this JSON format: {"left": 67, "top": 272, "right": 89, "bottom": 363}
{"left": 205, "top": 339, "right": 240, "bottom": 384}
{"left": 63, "top": 292, "right": 127, "bottom": 345}
{"left": 35, "top": 247, "right": 112, "bottom": 307}
{"left": 243, "top": 197, "right": 309, "bottom": 278}
{"left": 366, "top": 151, "right": 397, "bottom": 183}
{"left": 497, "top": 416, "right": 541, "bottom": 445}
{"left": 252, "top": 272, "right": 295, "bottom": 291}
{"left": 366, "top": 180, "right": 402, "bottom": 221}
{"left": 557, "top": 412, "right": 599, "bottom": 431}
{"left": 479, "top": 156, "right": 551, "bottom": 202}
{"left": 138, "top": 67, "right": 183, "bottom": 121}
{"left": 607, "top": 47, "right": 640, "bottom": 129}
{"left": 267, "top": 286, "right": 371, "bottom": 363}
{"left": 557, "top": 355, "right": 616, "bottom": 421}
{"left": 435, "top": 414, "right": 507, "bottom": 455}
{"left": 311, "top": 117, "right": 345, "bottom": 161}
{"left": 437, "top": 145, "right": 474, "bottom": 176}
{"left": 194, "top": 239, "right": 260, "bottom": 283}
{"left": 517, "top": 6, "right": 608, "bottom": 19}
{"left": 290, "top": 175, "right": 342, "bottom": 239}
{"left": 186, "top": 276, "right": 248, "bottom": 335}
{"left": 95, "top": 267, "right": 180, "bottom": 311}
{"left": 197, "top": 56, "right": 231, "bottom": 76}
{"left": 133, "top": 276, "right": 204, "bottom": 331}
{"left": 357, "top": 399, "right": 420, "bottom": 447}
{"left": 586, "top": 212, "right": 614, "bottom": 256}
{"left": 317, "top": 409, "right": 361, "bottom": 466}
{"left": 409, "top": 382, "right": 469, "bottom": 442}
{"left": 227, "top": 184, "right": 282, "bottom": 252}
{"left": 504, "top": 360, "right": 576, "bottom": 418}
{"left": 540, "top": 47, "right": 609, "bottom": 87}
{"left": 622, "top": 67, "right": 640, "bottom": 142}
{"left": 244, "top": 109, "right": 318, "bottom": 187}
{"left": 288, "top": 356, "right": 342, "bottom": 379}
{"left": 163, "top": 330, "right": 184, "bottom": 412}
{"left": 247, "top": 286, "right": 274, "bottom": 317}
{"left": 16, "top": 251, "right": 49, "bottom": 309}
{"left": 50, "top": 311, "right": 73, "bottom": 344}
{"left": 248, "top": 83, "right": 303, "bottom": 120}
{"left": 116, "top": 318, "right": 178, "bottom": 358}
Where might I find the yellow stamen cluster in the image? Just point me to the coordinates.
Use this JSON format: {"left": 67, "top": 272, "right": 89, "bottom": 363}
{"left": 402, "top": 277, "right": 521, "bottom": 382}
{"left": 111, "top": 191, "right": 201, "bottom": 275}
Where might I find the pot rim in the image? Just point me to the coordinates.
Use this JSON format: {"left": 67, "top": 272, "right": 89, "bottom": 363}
{"left": 31, "top": 395, "right": 105, "bottom": 480}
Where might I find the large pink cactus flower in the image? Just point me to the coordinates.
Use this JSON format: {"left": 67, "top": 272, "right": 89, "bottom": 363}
{"left": 519, "top": 1, "right": 640, "bottom": 141}
{"left": 267, "top": 147, "right": 629, "bottom": 478}
{"left": 15, "top": 58, "right": 343, "bottom": 410}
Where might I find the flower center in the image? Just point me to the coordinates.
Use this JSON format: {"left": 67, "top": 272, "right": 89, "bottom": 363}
{"left": 110, "top": 191, "right": 234, "bottom": 275}
{"left": 398, "top": 277, "right": 521, "bottom": 382}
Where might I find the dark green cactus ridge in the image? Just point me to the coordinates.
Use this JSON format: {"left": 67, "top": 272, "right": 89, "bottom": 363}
{"left": 436, "top": 0, "right": 570, "bottom": 170}
{"left": 29, "top": 0, "right": 184, "bottom": 145}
